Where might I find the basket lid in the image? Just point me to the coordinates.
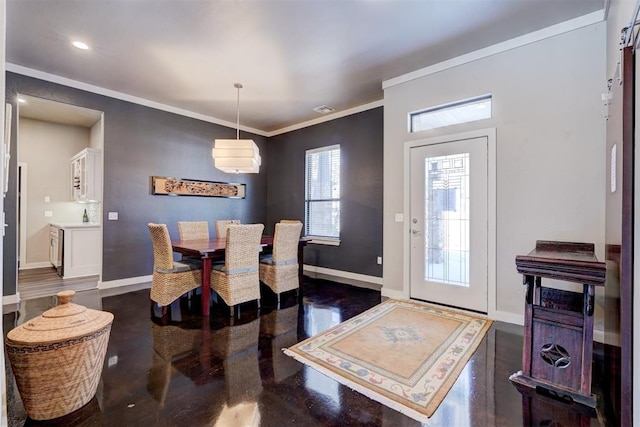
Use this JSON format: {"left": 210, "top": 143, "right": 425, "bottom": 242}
{"left": 6, "top": 290, "right": 114, "bottom": 345}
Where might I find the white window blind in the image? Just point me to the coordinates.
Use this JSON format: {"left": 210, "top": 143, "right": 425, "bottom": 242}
{"left": 305, "top": 145, "right": 340, "bottom": 240}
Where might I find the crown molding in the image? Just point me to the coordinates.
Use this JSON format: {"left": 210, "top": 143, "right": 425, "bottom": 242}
{"left": 266, "top": 100, "right": 384, "bottom": 137}
{"left": 383, "top": 10, "right": 605, "bottom": 89}
{"left": 6, "top": 63, "right": 269, "bottom": 137}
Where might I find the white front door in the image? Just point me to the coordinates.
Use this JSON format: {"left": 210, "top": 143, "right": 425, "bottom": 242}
{"left": 409, "top": 136, "right": 488, "bottom": 313}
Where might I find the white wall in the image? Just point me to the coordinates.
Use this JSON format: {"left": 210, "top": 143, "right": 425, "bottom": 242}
{"left": 383, "top": 23, "right": 606, "bottom": 320}
{"left": 18, "top": 118, "right": 89, "bottom": 265}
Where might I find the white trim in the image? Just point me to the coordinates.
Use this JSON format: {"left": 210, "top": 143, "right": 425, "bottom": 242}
{"left": 19, "top": 261, "right": 52, "bottom": 270}
{"left": 303, "top": 265, "right": 382, "bottom": 285}
{"left": 267, "top": 100, "right": 384, "bottom": 137}
{"left": 18, "top": 162, "right": 26, "bottom": 269}
{"left": 486, "top": 129, "right": 497, "bottom": 319}
{"left": 3, "top": 293, "right": 20, "bottom": 306}
{"left": 307, "top": 238, "right": 341, "bottom": 246}
{"left": 98, "top": 274, "right": 152, "bottom": 290}
{"left": 306, "top": 144, "right": 340, "bottom": 155}
{"left": 403, "top": 128, "right": 496, "bottom": 314}
{"left": 6, "top": 63, "right": 385, "bottom": 138}
{"left": 6, "top": 63, "right": 269, "bottom": 138}
{"left": 492, "top": 310, "right": 524, "bottom": 326}
{"left": 383, "top": 10, "right": 605, "bottom": 90}
{"left": 381, "top": 287, "right": 408, "bottom": 300}
{"left": 594, "top": 329, "right": 621, "bottom": 346}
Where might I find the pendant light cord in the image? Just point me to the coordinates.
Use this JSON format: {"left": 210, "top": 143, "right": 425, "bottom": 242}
{"left": 235, "top": 83, "right": 242, "bottom": 140}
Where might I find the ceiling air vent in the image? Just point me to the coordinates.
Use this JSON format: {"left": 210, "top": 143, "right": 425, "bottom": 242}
{"left": 313, "top": 105, "right": 335, "bottom": 114}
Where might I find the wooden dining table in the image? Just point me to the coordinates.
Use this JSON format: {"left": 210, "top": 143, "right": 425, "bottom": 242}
{"left": 172, "top": 236, "right": 307, "bottom": 316}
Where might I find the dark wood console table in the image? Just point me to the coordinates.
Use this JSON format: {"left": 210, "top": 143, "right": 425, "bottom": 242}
{"left": 510, "top": 241, "right": 605, "bottom": 408}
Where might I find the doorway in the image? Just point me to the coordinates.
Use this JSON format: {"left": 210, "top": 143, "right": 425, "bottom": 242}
{"left": 16, "top": 95, "right": 104, "bottom": 298}
{"left": 407, "top": 129, "right": 495, "bottom": 314}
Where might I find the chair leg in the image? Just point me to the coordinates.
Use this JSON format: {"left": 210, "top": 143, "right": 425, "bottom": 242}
{"left": 276, "top": 294, "right": 281, "bottom": 309}
{"left": 229, "top": 305, "right": 234, "bottom": 317}
{"left": 161, "top": 305, "right": 168, "bottom": 317}
{"left": 257, "top": 298, "right": 261, "bottom": 309}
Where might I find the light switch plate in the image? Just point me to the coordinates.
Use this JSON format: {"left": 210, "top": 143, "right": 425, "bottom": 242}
{"left": 44, "top": 196, "right": 50, "bottom": 203}
{"left": 108, "top": 212, "right": 118, "bottom": 220}
{"left": 394, "top": 213, "right": 403, "bottom": 222}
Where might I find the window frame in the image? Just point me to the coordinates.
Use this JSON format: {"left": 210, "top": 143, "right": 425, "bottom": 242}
{"left": 408, "top": 94, "right": 492, "bottom": 133}
{"left": 304, "top": 144, "right": 341, "bottom": 245}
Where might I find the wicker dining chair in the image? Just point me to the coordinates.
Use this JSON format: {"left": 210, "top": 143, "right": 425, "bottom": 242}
{"left": 178, "top": 221, "right": 209, "bottom": 240}
{"left": 215, "top": 219, "right": 240, "bottom": 238}
{"left": 210, "top": 223, "right": 264, "bottom": 316}
{"left": 148, "top": 223, "right": 202, "bottom": 314}
{"left": 259, "top": 222, "right": 303, "bottom": 306}
{"left": 280, "top": 219, "right": 302, "bottom": 224}
{"left": 177, "top": 221, "right": 210, "bottom": 263}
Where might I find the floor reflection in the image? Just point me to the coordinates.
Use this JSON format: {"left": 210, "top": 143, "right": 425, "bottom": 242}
{"left": 4, "top": 279, "right": 620, "bottom": 426}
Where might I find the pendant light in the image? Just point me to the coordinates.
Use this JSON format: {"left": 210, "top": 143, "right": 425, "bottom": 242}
{"left": 212, "top": 83, "right": 261, "bottom": 173}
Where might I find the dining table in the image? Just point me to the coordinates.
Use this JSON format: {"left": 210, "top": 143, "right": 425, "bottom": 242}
{"left": 172, "top": 236, "right": 308, "bottom": 316}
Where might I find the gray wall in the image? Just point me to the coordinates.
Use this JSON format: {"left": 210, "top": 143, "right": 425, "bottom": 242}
{"left": 267, "top": 107, "right": 383, "bottom": 277}
{"left": 5, "top": 72, "right": 268, "bottom": 293}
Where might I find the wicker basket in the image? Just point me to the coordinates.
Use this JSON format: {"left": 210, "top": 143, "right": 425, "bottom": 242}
{"left": 6, "top": 290, "right": 114, "bottom": 420}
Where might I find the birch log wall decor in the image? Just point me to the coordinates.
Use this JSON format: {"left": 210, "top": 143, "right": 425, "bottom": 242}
{"left": 151, "top": 176, "right": 246, "bottom": 198}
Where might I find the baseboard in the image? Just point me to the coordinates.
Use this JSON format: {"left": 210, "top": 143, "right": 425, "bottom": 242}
{"left": 19, "top": 262, "right": 53, "bottom": 270}
{"left": 492, "top": 309, "right": 619, "bottom": 346}
{"left": 380, "top": 288, "right": 408, "bottom": 300}
{"left": 3, "top": 293, "right": 20, "bottom": 306}
{"left": 491, "top": 310, "right": 524, "bottom": 326}
{"left": 98, "top": 275, "right": 152, "bottom": 290}
{"left": 303, "top": 265, "right": 382, "bottom": 290}
{"left": 594, "top": 329, "right": 621, "bottom": 346}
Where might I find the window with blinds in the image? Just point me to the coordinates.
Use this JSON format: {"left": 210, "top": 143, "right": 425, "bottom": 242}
{"left": 305, "top": 145, "right": 341, "bottom": 241}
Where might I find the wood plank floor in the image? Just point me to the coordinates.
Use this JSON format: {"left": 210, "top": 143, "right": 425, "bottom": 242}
{"left": 18, "top": 267, "right": 99, "bottom": 300}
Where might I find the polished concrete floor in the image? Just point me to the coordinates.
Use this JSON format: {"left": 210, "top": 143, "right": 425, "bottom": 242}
{"left": 4, "top": 278, "right": 620, "bottom": 426}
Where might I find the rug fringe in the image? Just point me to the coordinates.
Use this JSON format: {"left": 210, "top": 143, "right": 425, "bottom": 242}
{"left": 282, "top": 348, "right": 431, "bottom": 425}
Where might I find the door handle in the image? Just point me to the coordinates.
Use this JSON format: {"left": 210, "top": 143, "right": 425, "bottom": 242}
{"left": 411, "top": 229, "right": 421, "bottom": 235}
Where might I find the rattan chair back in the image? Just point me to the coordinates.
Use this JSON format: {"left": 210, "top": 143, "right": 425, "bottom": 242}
{"left": 148, "top": 223, "right": 174, "bottom": 270}
{"left": 215, "top": 219, "right": 241, "bottom": 238}
{"left": 224, "top": 224, "right": 265, "bottom": 272}
{"left": 273, "top": 222, "right": 303, "bottom": 263}
{"left": 178, "top": 221, "right": 209, "bottom": 240}
{"left": 280, "top": 219, "right": 302, "bottom": 224}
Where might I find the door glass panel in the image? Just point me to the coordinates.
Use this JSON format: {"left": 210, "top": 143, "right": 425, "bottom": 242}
{"left": 424, "top": 153, "right": 470, "bottom": 287}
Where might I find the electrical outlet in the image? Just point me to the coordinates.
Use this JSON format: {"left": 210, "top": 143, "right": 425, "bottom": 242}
{"left": 377, "top": 256, "right": 382, "bottom": 265}
{"left": 44, "top": 211, "right": 53, "bottom": 217}
{"left": 394, "top": 213, "right": 403, "bottom": 222}
{"left": 108, "top": 212, "right": 118, "bottom": 220}
{"left": 44, "top": 196, "right": 50, "bottom": 203}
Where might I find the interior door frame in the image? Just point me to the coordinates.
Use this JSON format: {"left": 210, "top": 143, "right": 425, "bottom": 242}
{"left": 403, "top": 128, "right": 496, "bottom": 315}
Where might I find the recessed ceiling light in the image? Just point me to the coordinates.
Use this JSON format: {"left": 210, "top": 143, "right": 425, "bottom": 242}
{"left": 72, "top": 41, "right": 89, "bottom": 50}
{"left": 313, "top": 105, "right": 335, "bottom": 114}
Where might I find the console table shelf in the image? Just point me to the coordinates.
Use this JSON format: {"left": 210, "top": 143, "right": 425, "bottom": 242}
{"left": 510, "top": 240, "right": 605, "bottom": 408}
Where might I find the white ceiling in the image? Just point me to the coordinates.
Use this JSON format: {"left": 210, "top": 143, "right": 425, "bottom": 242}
{"left": 7, "top": 0, "right": 604, "bottom": 134}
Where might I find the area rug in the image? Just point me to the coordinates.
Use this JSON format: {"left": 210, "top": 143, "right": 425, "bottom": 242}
{"left": 283, "top": 298, "right": 492, "bottom": 423}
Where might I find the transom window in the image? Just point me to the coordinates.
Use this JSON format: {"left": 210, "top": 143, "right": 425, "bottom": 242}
{"left": 409, "top": 95, "right": 492, "bottom": 133}
{"left": 305, "top": 145, "right": 340, "bottom": 242}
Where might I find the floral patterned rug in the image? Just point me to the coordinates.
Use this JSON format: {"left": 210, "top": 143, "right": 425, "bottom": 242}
{"left": 284, "top": 298, "right": 492, "bottom": 423}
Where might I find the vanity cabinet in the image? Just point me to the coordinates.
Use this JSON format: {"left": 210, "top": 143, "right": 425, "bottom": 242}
{"left": 71, "top": 148, "right": 101, "bottom": 202}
